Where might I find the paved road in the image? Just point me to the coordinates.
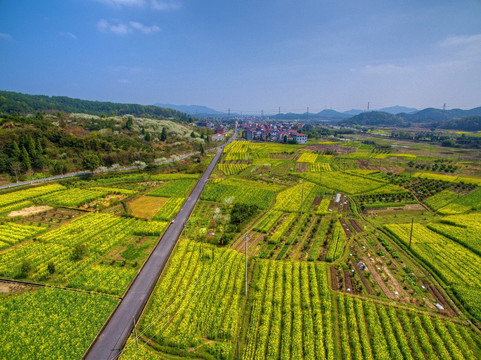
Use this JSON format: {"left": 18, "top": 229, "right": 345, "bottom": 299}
{"left": 85, "top": 130, "right": 236, "bottom": 360}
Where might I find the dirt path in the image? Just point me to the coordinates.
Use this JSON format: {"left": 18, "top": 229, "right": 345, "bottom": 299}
{"left": 330, "top": 266, "right": 339, "bottom": 290}
{"left": 360, "top": 254, "right": 395, "bottom": 299}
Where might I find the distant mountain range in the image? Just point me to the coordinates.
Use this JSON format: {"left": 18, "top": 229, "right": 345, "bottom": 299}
{"left": 339, "top": 107, "right": 481, "bottom": 131}
{"left": 153, "top": 103, "right": 418, "bottom": 119}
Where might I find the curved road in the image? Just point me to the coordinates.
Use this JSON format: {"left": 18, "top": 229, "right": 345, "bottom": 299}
{"left": 85, "top": 130, "right": 236, "bottom": 360}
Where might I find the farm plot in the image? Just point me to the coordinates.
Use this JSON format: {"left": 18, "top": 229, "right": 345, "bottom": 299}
{"left": 0, "top": 287, "right": 118, "bottom": 359}
{"left": 428, "top": 214, "right": 481, "bottom": 256}
{"left": 150, "top": 173, "right": 200, "bottom": 181}
{"left": 297, "top": 152, "right": 318, "bottom": 164}
{"left": 337, "top": 293, "right": 481, "bottom": 360}
{"left": 147, "top": 179, "right": 197, "bottom": 198}
{"left": 272, "top": 181, "right": 316, "bottom": 212}
{"left": 0, "top": 222, "right": 47, "bottom": 250}
{"left": 67, "top": 263, "right": 137, "bottom": 295}
{"left": 202, "top": 178, "right": 284, "bottom": 210}
{"left": 128, "top": 196, "right": 169, "bottom": 220}
{"left": 0, "top": 183, "right": 65, "bottom": 207}
{"left": 217, "top": 163, "right": 250, "bottom": 176}
{"left": 38, "top": 188, "right": 110, "bottom": 207}
{"left": 130, "top": 239, "right": 244, "bottom": 359}
{"left": 0, "top": 213, "right": 167, "bottom": 283}
{"left": 151, "top": 197, "right": 185, "bottom": 221}
{"left": 95, "top": 173, "right": 149, "bottom": 184}
{"left": 242, "top": 261, "right": 335, "bottom": 360}
{"left": 309, "top": 163, "right": 332, "bottom": 172}
{"left": 424, "top": 190, "right": 460, "bottom": 212}
{"left": 299, "top": 171, "right": 386, "bottom": 195}
{"left": 385, "top": 223, "right": 481, "bottom": 320}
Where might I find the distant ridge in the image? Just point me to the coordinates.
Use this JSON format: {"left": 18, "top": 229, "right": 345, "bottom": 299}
{"left": 379, "top": 105, "right": 418, "bottom": 114}
{"left": 154, "top": 103, "right": 223, "bottom": 116}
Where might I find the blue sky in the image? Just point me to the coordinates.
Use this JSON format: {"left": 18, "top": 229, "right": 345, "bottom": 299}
{"left": 1, "top": 0, "right": 481, "bottom": 113}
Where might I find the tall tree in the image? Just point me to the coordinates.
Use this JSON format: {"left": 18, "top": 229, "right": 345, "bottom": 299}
{"left": 11, "top": 141, "right": 21, "bottom": 159}
{"left": 20, "top": 146, "right": 31, "bottom": 170}
{"left": 125, "top": 116, "right": 133, "bottom": 130}
{"left": 160, "top": 127, "right": 167, "bottom": 141}
{"left": 36, "top": 138, "right": 43, "bottom": 154}
{"left": 27, "top": 135, "right": 37, "bottom": 158}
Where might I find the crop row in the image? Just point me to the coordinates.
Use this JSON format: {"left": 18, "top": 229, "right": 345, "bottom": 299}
{"left": 316, "top": 198, "right": 331, "bottom": 214}
{"left": 0, "top": 183, "right": 65, "bottom": 207}
{"left": 242, "top": 261, "right": 334, "bottom": 360}
{"left": 325, "top": 221, "right": 347, "bottom": 262}
{"left": 253, "top": 210, "right": 284, "bottom": 233}
{"left": 309, "top": 163, "right": 332, "bottom": 172}
{"left": 276, "top": 214, "right": 309, "bottom": 260}
{"left": 307, "top": 217, "right": 330, "bottom": 261}
{"left": 269, "top": 213, "right": 297, "bottom": 243}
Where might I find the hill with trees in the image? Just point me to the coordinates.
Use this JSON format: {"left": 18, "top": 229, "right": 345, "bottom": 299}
{"left": 0, "top": 90, "right": 196, "bottom": 122}
{"left": 0, "top": 91, "right": 219, "bottom": 184}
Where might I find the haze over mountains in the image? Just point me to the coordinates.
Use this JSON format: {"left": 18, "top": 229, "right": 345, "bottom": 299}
{"left": 154, "top": 103, "right": 418, "bottom": 118}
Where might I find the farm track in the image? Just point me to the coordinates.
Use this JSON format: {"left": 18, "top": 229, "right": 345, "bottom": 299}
{"left": 85, "top": 133, "right": 236, "bottom": 360}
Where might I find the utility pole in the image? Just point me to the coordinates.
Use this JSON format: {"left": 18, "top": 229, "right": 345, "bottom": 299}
{"left": 409, "top": 217, "right": 414, "bottom": 248}
{"left": 278, "top": 106, "right": 281, "bottom": 120}
{"left": 244, "top": 234, "right": 249, "bottom": 297}
{"left": 300, "top": 179, "right": 305, "bottom": 215}
{"left": 307, "top": 106, "right": 309, "bottom": 121}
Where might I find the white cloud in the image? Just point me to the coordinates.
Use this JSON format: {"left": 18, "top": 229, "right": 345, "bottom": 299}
{"left": 150, "top": 0, "right": 181, "bottom": 11}
{"left": 0, "top": 33, "right": 12, "bottom": 40}
{"left": 440, "top": 33, "right": 481, "bottom": 47}
{"left": 362, "top": 64, "right": 415, "bottom": 76}
{"left": 59, "top": 32, "right": 78, "bottom": 40}
{"left": 97, "top": 19, "right": 159, "bottom": 35}
{"left": 129, "top": 21, "right": 160, "bottom": 34}
{"left": 94, "top": 0, "right": 180, "bottom": 10}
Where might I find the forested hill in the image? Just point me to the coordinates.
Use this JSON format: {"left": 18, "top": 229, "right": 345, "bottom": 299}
{"left": 0, "top": 90, "right": 195, "bottom": 122}
{"left": 339, "top": 111, "right": 409, "bottom": 127}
